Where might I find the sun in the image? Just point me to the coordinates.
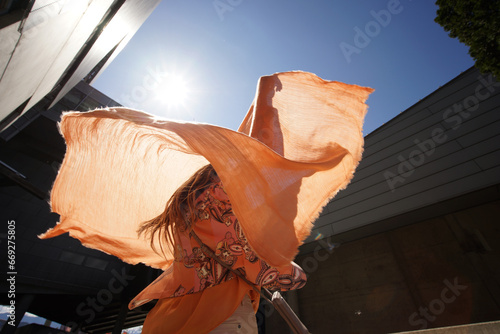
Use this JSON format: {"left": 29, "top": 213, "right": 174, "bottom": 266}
{"left": 155, "top": 74, "right": 190, "bottom": 108}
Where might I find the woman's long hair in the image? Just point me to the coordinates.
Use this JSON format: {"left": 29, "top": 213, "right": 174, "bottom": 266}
{"left": 138, "top": 164, "right": 215, "bottom": 258}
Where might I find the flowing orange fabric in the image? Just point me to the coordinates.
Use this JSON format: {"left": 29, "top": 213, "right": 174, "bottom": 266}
{"left": 40, "top": 71, "right": 372, "bottom": 333}
{"left": 40, "top": 71, "right": 372, "bottom": 271}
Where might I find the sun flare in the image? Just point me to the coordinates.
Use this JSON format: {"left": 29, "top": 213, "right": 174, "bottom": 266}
{"left": 155, "top": 74, "right": 190, "bottom": 107}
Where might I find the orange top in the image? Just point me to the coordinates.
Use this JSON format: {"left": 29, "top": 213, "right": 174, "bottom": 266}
{"left": 131, "top": 173, "right": 306, "bottom": 309}
{"left": 132, "top": 173, "right": 307, "bottom": 332}
{"left": 39, "top": 71, "right": 372, "bottom": 332}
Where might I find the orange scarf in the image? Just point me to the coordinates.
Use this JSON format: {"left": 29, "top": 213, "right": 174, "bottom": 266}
{"left": 40, "top": 71, "right": 372, "bottom": 331}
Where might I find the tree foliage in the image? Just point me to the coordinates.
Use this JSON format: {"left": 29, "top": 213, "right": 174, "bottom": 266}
{"left": 435, "top": 0, "right": 500, "bottom": 78}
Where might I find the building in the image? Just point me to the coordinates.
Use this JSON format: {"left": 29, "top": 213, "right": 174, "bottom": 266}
{"left": 0, "top": 0, "right": 161, "bottom": 136}
{"left": 0, "top": 1, "right": 162, "bottom": 333}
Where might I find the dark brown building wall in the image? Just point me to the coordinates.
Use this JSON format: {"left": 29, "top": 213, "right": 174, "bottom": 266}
{"left": 283, "top": 199, "right": 500, "bottom": 334}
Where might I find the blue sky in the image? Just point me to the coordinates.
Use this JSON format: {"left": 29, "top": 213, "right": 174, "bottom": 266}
{"left": 93, "top": 0, "right": 474, "bottom": 134}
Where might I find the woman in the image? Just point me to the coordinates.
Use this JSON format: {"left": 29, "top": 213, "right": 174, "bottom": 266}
{"left": 134, "top": 164, "right": 306, "bottom": 332}
{"left": 40, "top": 71, "right": 372, "bottom": 333}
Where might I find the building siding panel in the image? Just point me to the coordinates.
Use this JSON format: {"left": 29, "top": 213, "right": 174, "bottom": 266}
{"left": 475, "top": 149, "right": 500, "bottom": 171}
{"left": 311, "top": 68, "right": 500, "bottom": 241}
{"left": 322, "top": 160, "right": 482, "bottom": 228}
{"left": 330, "top": 165, "right": 500, "bottom": 236}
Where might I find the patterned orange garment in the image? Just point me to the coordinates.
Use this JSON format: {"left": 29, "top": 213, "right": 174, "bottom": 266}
{"left": 132, "top": 173, "right": 307, "bottom": 332}
{"left": 40, "top": 71, "right": 373, "bottom": 333}
{"left": 130, "top": 172, "right": 306, "bottom": 309}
